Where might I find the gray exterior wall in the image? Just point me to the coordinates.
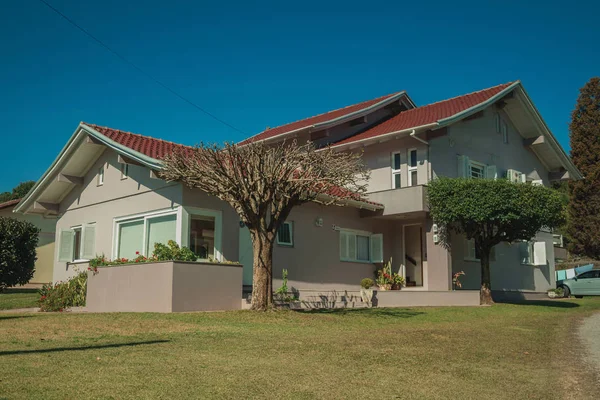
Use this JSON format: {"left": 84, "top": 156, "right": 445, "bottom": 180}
{"left": 54, "top": 149, "right": 182, "bottom": 282}
{"left": 430, "top": 107, "right": 556, "bottom": 292}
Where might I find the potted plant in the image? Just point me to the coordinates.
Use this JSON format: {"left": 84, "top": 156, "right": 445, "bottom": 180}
{"left": 360, "top": 278, "right": 374, "bottom": 306}
{"left": 391, "top": 273, "right": 405, "bottom": 290}
{"left": 376, "top": 258, "right": 394, "bottom": 290}
{"left": 452, "top": 271, "right": 465, "bottom": 291}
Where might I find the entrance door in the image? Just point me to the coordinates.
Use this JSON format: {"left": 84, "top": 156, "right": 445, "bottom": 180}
{"left": 238, "top": 225, "right": 254, "bottom": 286}
{"left": 404, "top": 225, "right": 423, "bottom": 286}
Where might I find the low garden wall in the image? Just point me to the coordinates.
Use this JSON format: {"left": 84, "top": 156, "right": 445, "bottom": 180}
{"left": 290, "top": 289, "right": 480, "bottom": 309}
{"left": 87, "top": 261, "right": 243, "bottom": 312}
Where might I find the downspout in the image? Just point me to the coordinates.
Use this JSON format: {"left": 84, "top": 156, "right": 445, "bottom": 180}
{"left": 409, "top": 130, "right": 432, "bottom": 182}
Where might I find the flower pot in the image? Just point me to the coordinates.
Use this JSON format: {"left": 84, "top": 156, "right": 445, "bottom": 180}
{"left": 391, "top": 283, "right": 402, "bottom": 290}
{"left": 378, "top": 284, "right": 391, "bottom": 291}
{"left": 547, "top": 291, "right": 557, "bottom": 299}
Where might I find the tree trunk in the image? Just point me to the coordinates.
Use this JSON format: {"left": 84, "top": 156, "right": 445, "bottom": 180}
{"left": 479, "top": 250, "right": 494, "bottom": 305}
{"left": 250, "top": 231, "right": 275, "bottom": 311}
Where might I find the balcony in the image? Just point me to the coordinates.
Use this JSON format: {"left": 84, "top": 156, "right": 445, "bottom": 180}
{"left": 365, "top": 185, "right": 428, "bottom": 217}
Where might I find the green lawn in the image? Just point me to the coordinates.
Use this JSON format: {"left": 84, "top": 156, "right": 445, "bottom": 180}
{"left": 0, "top": 289, "right": 39, "bottom": 310}
{"left": 1, "top": 299, "right": 599, "bottom": 399}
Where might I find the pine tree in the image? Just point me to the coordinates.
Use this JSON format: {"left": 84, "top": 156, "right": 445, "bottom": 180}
{"left": 568, "top": 77, "right": 600, "bottom": 258}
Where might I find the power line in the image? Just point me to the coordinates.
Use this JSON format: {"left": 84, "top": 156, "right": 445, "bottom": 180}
{"left": 37, "top": 0, "right": 247, "bottom": 135}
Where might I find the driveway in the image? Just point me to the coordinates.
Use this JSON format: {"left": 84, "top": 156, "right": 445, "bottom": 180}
{"left": 579, "top": 313, "right": 600, "bottom": 381}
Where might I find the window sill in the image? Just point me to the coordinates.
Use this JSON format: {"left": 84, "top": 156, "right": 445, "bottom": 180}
{"left": 340, "top": 259, "right": 373, "bottom": 264}
{"left": 464, "top": 258, "right": 480, "bottom": 263}
{"left": 67, "top": 259, "right": 90, "bottom": 265}
{"left": 277, "top": 243, "right": 294, "bottom": 248}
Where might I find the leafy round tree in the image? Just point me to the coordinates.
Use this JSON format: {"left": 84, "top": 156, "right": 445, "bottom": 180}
{"left": 568, "top": 77, "right": 600, "bottom": 258}
{"left": 427, "top": 178, "right": 565, "bottom": 305}
{"left": 0, "top": 217, "right": 39, "bottom": 291}
{"left": 0, "top": 180, "right": 35, "bottom": 203}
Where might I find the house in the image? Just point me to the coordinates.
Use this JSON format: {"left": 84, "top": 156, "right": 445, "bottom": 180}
{"left": 1, "top": 198, "right": 56, "bottom": 285}
{"left": 14, "top": 81, "right": 580, "bottom": 300}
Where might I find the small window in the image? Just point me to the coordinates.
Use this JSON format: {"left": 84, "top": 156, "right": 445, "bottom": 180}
{"left": 501, "top": 121, "right": 508, "bottom": 144}
{"left": 277, "top": 221, "right": 293, "bottom": 246}
{"left": 465, "top": 239, "right": 495, "bottom": 262}
{"left": 97, "top": 166, "right": 105, "bottom": 186}
{"left": 408, "top": 149, "right": 418, "bottom": 186}
{"left": 120, "top": 163, "right": 129, "bottom": 179}
{"left": 340, "top": 229, "right": 383, "bottom": 263}
{"left": 73, "top": 227, "right": 82, "bottom": 260}
{"left": 495, "top": 113, "right": 501, "bottom": 134}
{"left": 468, "top": 161, "right": 486, "bottom": 179}
{"left": 391, "top": 152, "right": 401, "bottom": 189}
{"left": 519, "top": 241, "right": 547, "bottom": 266}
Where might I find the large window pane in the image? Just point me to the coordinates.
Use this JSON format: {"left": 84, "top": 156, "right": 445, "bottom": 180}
{"left": 357, "top": 235, "right": 370, "bottom": 261}
{"left": 190, "top": 216, "right": 215, "bottom": 259}
{"left": 146, "top": 214, "right": 177, "bottom": 255}
{"left": 118, "top": 219, "right": 144, "bottom": 259}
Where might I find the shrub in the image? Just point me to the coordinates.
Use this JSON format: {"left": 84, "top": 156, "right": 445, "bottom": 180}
{"left": 153, "top": 240, "right": 197, "bottom": 262}
{"left": 0, "top": 217, "right": 39, "bottom": 291}
{"left": 39, "top": 272, "right": 87, "bottom": 312}
{"left": 360, "top": 278, "right": 374, "bottom": 289}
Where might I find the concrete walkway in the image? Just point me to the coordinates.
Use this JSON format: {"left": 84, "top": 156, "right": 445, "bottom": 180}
{"left": 578, "top": 313, "right": 600, "bottom": 382}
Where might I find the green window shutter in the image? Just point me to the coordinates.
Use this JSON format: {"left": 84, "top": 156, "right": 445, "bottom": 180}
{"left": 82, "top": 225, "right": 96, "bottom": 260}
{"left": 340, "top": 231, "right": 348, "bottom": 260}
{"left": 485, "top": 165, "right": 497, "bottom": 180}
{"left": 58, "top": 230, "right": 74, "bottom": 262}
{"left": 347, "top": 233, "right": 357, "bottom": 261}
{"left": 370, "top": 233, "right": 383, "bottom": 263}
{"left": 457, "top": 155, "right": 469, "bottom": 178}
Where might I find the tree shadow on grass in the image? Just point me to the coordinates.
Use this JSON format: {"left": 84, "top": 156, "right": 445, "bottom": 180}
{"left": 0, "top": 315, "right": 34, "bottom": 321}
{"left": 497, "top": 300, "right": 580, "bottom": 308}
{"left": 296, "top": 308, "right": 425, "bottom": 318}
{"left": 0, "top": 339, "right": 170, "bottom": 356}
{"left": 2, "top": 289, "right": 39, "bottom": 294}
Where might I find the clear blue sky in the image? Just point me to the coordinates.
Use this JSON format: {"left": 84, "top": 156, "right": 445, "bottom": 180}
{"left": 1, "top": 0, "right": 598, "bottom": 191}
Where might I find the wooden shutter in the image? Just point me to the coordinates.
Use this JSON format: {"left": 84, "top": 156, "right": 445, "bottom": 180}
{"left": 370, "top": 234, "right": 384, "bottom": 263}
{"left": 82, "top": 224, "right": 96, "bottom": 260}
{"left": 485, "top": 165, "right": 497, "bottom": 180}
{"left": 533, "top": 242, "right": 547, "bottom": 265}
{"left": 457, "top": 155, "right": 469, "bottom": 178}
{"left": 58, "top": 230, "right": 74, "bottom": 262}
{"left": 340, "top": 231, "right": 348, "bottom": 260}
{"left": 347, "top": 233, "right": 357, "bottom": 261}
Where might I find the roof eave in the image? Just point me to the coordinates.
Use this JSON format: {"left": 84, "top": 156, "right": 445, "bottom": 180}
{"left": 15, "top": 123, "right": 163, "bottom": 214}
{"left": 240, "top": 91, "right": 409, "bottom": 146}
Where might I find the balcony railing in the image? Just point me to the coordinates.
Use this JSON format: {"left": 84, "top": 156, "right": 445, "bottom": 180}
{"left": 366, "top": 185, "right": 428, "bottom": 216}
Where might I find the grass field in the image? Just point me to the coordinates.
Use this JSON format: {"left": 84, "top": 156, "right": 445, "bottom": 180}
{"left": 1, "top": 297, "right": 599, "bottom": 399}
{"left": 0, "top": 289, "right": 39, "bottom": 310}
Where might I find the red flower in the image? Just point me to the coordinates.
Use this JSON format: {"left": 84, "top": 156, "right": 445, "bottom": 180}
{"left": 136, "top": 251, "right": 140, "bottom": 255}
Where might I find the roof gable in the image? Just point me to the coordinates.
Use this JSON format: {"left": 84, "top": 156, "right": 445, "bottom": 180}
{"left": 333, "top": 82, "right": 516, "bottom": 146}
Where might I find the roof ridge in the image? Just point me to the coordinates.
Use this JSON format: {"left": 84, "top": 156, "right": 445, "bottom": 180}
{"left": 82, "top": 122, "right": 192, "bottom": 149}
{"left": 406, "top": 81, "right": 515, "bottom": 112}
{"left": 254, "top": 91, "right": 402, "bottom": 135}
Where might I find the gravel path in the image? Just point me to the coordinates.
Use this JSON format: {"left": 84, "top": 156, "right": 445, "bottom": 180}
{"left": 579, "top": 313, "right": 600, "bottom": 381}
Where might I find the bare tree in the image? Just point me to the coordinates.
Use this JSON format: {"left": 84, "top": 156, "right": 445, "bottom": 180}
{"left": 160, "top": 140, "right": 369, "bottom": 310}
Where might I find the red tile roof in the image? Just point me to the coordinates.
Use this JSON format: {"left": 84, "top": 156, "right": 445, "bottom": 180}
{"left": 82, "top": 123, "right": 382, "bottom": 208}
{"left": 84, "top": 123, "right": 193, "bottom": 160}
{"left": 333, "top": 82, "right": 515, "bottom": 146}
{"left": 0, "top": 198, "right": 21, "bottom": 210}
{"left": 238, "top": 92, "right": 403, "bottom": 145}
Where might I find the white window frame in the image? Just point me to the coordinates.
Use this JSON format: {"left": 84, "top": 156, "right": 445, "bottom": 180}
{"left": 408, "top": 148, "right": 418, "bottom": 187}
{"left": 112, "top": 208, "right": 179, "bottom": 259}
{"left": 181, "top": 207, "right": 222, "bottom": 262}
{"left": 520, "top": 241, "right": 547, "bottom": 266}
{"left": 391, "top": 152, "right": 401, "bottom": 189}
{"left": 339, "top": 228, "right": 382, "bottom": 263}
{"left": 71, "top": 225, "right": 83, "bottom": 261}
{"left": 97, "top": 166, "right": 105, "bottom": 186}
{"left": 468, "top": 160, "right": 486, "bottom": 180}
{"left": 276, "top": 221, "right": 294, "bottom": 247}
{"left": 120, "top": 163, "right": 129, "bottom": 180}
